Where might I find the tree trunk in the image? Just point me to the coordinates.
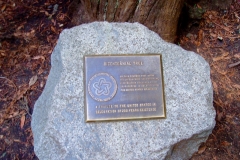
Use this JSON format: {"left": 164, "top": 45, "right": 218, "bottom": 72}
{"left": 70, "top": 0, "right": 185, "bottom": 42}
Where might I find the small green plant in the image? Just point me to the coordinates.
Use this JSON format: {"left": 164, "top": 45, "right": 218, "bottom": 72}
{"left": 189, "top": 4, "right": 206, "bottom": 20}
{"left": 184, "top": 2, "right": 206, "bottom": 20}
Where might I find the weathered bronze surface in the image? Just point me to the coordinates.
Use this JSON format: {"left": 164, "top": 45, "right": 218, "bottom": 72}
{"left": 84, "top": 54, "right": 166, "bottom": 122}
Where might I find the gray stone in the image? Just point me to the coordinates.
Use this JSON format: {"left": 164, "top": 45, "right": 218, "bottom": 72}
{"left": 31, "top": 22, "right": 216, "bottom": 160}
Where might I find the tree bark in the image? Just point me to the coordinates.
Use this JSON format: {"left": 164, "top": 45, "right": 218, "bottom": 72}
{"left": 70, "top": 0, "right": 185, "bottom": 42}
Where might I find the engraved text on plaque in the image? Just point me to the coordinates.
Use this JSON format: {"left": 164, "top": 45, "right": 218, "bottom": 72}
{"left": 84, "top": 54, "right": 166, "bottom": 122}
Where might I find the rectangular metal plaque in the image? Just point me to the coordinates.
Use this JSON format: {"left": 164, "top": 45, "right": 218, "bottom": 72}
{"left": 84, "top": 54, "right": 166, "bottom": 122}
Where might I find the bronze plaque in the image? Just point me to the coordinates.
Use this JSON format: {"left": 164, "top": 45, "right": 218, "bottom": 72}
{"left": 84, "top": 54, "right": 166, "bottom": 122}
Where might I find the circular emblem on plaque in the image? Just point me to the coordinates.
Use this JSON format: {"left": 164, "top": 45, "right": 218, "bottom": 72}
{"left": 88, "top": 73, "right": 117, "bottom": 102}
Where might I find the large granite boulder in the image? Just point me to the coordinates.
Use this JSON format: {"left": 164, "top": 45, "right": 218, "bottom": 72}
{"left": 31, "top": 22, "right": 216, "bottom": 160}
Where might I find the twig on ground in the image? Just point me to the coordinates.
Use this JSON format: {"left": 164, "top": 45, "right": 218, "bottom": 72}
{"left": 0, "top": 77, "right": 18, "bottom": 91}
{"left": 228, "top": 61, "right": 240, "bottom": 68}
{"left": 212, "top": 21, "right": 233, "bottom": 33}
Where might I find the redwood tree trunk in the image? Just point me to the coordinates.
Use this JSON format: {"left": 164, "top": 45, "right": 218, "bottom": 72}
{"left": 71, "top": 0, "right": 184, "bottom": 42}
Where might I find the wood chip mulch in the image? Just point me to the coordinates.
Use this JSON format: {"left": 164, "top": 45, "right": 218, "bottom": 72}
{"left": 180, "top": 2, "right": 240, "bottom": 159}
{"left": 0, "top": 0, "right": 72, "bottom": 159}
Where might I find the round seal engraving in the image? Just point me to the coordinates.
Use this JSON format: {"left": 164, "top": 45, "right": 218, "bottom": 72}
{"left": 88, "top": 73, "right": 117, "bottom": 102}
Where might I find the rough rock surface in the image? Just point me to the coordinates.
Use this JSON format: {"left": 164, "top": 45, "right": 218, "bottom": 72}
{"left": 31, "top": 22, "right": 216, "bottom": 160}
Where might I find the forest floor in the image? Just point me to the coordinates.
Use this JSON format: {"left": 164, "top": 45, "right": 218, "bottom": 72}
{"left": 179, "top": 1, "right": 240, "bottom": 159}
{"left": 0, "top": 0, "right": 239, "bottom": 159}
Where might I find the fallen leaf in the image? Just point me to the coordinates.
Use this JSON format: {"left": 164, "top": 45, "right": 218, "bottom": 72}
{"left": 212, "top": 81, "right": 219, "bottom": 94}
{"left": 221, "top": 141, "right": 231, "bottom": 146}
{"left": 15, "top": 84, "right": 28, "bottom": 100}
{"left": 29, "top": 75, "right": 38, "bottom": 87}
{"left": 213, "top": 52, "right": 229, "bottom": 61}
{"left": 197, "top": 48, "right": 200, "bottom": 53}
{"left": 13, "top": 139, "right": 21, "bottom": 142}
{"left": 40, "top": 81, "right": 44, "bottom": 88}
{"left": 1, "top": 4, "right": 6, "bottom": 12}
{"left": 210, "top": 33, "right": 217, "bottom": 38}
{"left": 197, "top": 4, "right": 202, "bottom": 9}
{"left": 217, "top": 111, "right": 223, "bottom": 121}
{"left": 43, "top": 11, "right": 50, "bottom": 16}
{"left": 198, "top": 145, "right": 206, "bottom": 154}
{"left": 234, "top": 53, "right": 240, "bottom": 58}
{"left": 198, "top": 29, "right": 203, "bottom": 42}
{"left": 32, "top": 55, "right": 45, "bottom": 60}
{"left": 233, "top": 84, "right": 240, "bottom": 89}
{"left": 20, "top": 114, "right": 25, "bottom": 129}
{"left": 38, "top": 68, "right": 44, "bottom": 75}
{"left": 51, "top": 26, "right": 58, "bottom": 34}
{"left": 195, "top": 41, "right": 201, "bottom": 47}
{"left": 8, "top": 111, "right": 20, "bottom": 119}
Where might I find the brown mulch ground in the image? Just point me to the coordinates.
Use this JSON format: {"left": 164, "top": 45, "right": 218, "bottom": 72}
{"left": 0, "top": 0, "right": 72, "bottom": 159}
{"left": 0, "top": 0, "right": 239, "bottom": 159}
{"left": 181, "top": 2, "right": 240, "bottom": 159}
